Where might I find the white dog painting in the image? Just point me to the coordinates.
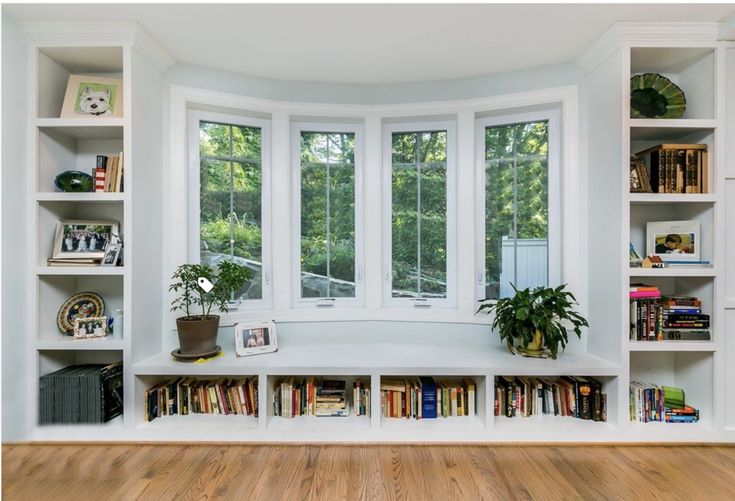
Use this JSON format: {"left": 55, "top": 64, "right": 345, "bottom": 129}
{"left": 61, "top": 75, "right": 123, "bottom": 118}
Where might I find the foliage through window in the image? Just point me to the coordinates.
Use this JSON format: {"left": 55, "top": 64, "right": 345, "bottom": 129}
{"left": 299, "top": 131, "right": 356, "bottom": 298}
{"left": 198, "top": 120, "right": 262, "bottom": 300}
{"left": 391, "top": 130, "right": 448, "bottom": 298}
{"left": 484, "top": 120, "right": 549, "bottom": 299}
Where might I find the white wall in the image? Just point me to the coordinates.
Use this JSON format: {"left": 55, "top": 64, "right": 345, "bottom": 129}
{"left": 165, "top": 61, "right": 585, "bottom": 105}
{"left": 2, "top": 13, "right": 29, "bottom": 441}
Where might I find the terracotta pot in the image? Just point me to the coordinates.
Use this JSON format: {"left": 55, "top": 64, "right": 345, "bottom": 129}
{"left": 176, "top": 315, "right": 220, "bottom": 355}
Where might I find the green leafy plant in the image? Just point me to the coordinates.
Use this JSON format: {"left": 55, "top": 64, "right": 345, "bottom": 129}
{"left": 169, "top": 261, "right": 251, "bottom": 319}
{"left": 477, "top": 284, "right": 588, "bottom": 359}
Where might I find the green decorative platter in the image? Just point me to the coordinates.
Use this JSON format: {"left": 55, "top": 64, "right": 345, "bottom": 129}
{"left": 54, "top": 170, "right": 94, "bottom": 192}
{"left": 630, "top": 73, "right": 686, "bottom": 119}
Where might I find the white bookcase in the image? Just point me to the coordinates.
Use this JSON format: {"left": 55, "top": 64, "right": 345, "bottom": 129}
{"left": 583, "top": 23, "right": 734, "bottom": 441}
{"left": 13, "top": 21, "right": 735, "bottom": 443}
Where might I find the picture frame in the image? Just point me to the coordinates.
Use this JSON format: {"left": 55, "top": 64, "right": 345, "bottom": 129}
{"left": 630, "top": 155, "right": 651, "bottom": 193}
{"left": 646, "top": 220, "right": 700, "bottom": 262}
{"left": 53, "top": 220, "right": 119, "bottom": 260}
{"left": 100, "top": 242, "right": 123, "bottom": 267}
{"left": 235, "top": 321, "right": 278, "bottom": 357}
{"left": 60, "top": 75, "right": 123, "bottom": 118}
{"left": 73, "top": 316, "right": 108, "bottom": 339}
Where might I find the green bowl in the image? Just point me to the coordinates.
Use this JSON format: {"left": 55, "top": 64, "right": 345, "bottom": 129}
{"left": 630, "top": 73, "right": 686, "bottom": 119}
{"left": 54, "top": 170, "right": 94, "bottom": 192}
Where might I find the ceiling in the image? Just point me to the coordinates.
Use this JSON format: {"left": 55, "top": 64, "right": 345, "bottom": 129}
{"left": 4, "top": 3, "right": 735, "bottom": 84}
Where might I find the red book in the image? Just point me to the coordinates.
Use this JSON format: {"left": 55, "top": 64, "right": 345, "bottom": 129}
{"left": 629, "top": 291, "right": 661, "bottom": 299}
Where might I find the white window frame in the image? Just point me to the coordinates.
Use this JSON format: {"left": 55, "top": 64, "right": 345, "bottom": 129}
{"left": 474, "top": 109, "right": 562, "bottom": 302}
{"left": 382, "top": 120, "right": 457, "bottom": 308}
{"left": 290, "top": 122, "right": 365, "bottom": 308}
{"left": 187, "top": 109, "right": 273, "bottom": 310}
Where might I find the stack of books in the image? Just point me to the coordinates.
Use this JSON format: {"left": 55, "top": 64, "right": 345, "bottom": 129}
{"left": 315, "top": 380, "right": 348, "bottom": 417}
{"left": 630, "top": 288, "right": 710, "bottom": 341}
{"left": 630, "top": 284, "right": 662, "bottom": 341}
{"left": 630, "top": 382, "right": 699, "bottom": 423}
{"left": 380, "top": 377, "right": 475, "bottom": 419}
{"left": 273, "top": 378, "right": 366, "bottom": 418}
{"left": 635, "top": 143, "right": 708, "bottom": 193}
{"left": 144, "top": 377, "right": 258, "bottom": 421}
{"left": 94, "top": 154, "right": 124, "bottom": 193}
{"left": 494, "top": 376, "right": 606, "bottom": 421}
{"left": 39, "top": 362, "right": 123, "bottom": 424}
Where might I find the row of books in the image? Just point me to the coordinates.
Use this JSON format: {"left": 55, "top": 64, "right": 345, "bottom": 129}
{"left": 635, "top": 143, "right": 708, "bottom": 194}
{"left": 144, "top": 377, "right": 258, "bottom": 422}
{"left": 629, "top": 382, "right": 699, "bottom": 423}
{"left": 39, "top": 362, "right": 123, "bottom": 424}
{"left": 94, "top": 153, "right": 124, "bottom": 192}
{"left": 273, "top": 378, "right": 369, "bottom": 418}
{"left": 495, "top": 376, "right": 607, "bottom": 421}
{"left": 629, "top": 286, "right": 710, "bottom": 341}
{"left": 379, "top": 378, "right": 476, "bottom": 419}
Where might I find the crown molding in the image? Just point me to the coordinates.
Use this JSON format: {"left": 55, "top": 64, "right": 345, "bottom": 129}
{"left": 577, "top": 22, "right": 722, "bottom": 75}
{"left": 721, "top": 15, "right": 735, "bottom": 41}
{"left": 18, "top": 21, "right": 174, "bottom": 72}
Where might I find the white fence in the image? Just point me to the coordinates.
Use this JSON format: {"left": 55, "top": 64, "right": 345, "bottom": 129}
{"left": 499, "top": 237, "right": 548, "bottom": 297}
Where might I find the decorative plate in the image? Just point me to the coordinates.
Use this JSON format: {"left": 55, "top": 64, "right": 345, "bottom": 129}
{"left": 56, "top": 292, "right": 105, "bottom": 335}
{"left": 54, "top": 170, "right": 94, "bottom": 192}
{"left": 630, "top": 73, "right": 686, "bottom": 119}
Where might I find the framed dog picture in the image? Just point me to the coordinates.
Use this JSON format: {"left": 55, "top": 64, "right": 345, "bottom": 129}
{"left": 53, "top": 220, "right": 119, "bottom": 260}
{"left": 100, "top": 242, "right": 122, "bottom": 267}
{"left": 60, "top": 75, "right": 123, "bottom": 118}
{"left": 73, "top": 316, "right": 108, "bottom": 339}
{"left": 646, "top": 220, "right": 700, "bottom": 262}
{"left": 235, "top": 321, "right": 278, "bottom": 357}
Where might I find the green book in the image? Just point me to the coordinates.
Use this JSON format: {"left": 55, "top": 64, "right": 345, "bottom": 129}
{"left": 663, "top": 386, "right": 685, "bottom": 410}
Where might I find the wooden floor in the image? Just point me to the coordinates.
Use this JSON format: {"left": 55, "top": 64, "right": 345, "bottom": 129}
{"left": 4, "top": 444, "right": 735, "bottom": 500}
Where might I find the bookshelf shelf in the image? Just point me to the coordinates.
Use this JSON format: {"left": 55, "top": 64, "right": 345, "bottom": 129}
{"left": 627, "top": 341, "right": 716, "bottom": 352}
{"left": 36, "top": 337, "right": 125, "bottom": 351}
{"left": 628, "top": 268, "right": 717, "bottom": 277}
{"left": 35, "top": 192, "right": 126, "bottom": 202}
{"left": 269, "top": 414, "right": 371, "bottom": 431}
{"left": 381, "top": 415, "right": 484, "bottom": 431}
{"left": 494, "top": 416, "right": 615, "bottom": 434}
{"left": 138, "top": 413, "right": 259, "bottom": 431}
{"left": 36, "top": 117, "right": 126, "bottom": 131}
{"left": 36, "top": 266, "right": 126, "bottom": 276}
{"left": 629, "top": 193, "right": 717, "bottom": 204}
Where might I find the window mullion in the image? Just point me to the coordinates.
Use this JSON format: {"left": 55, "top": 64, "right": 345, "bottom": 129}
{"left": 325, "top": 135, "right": 331, "bottom": 298}
{"left": 416, "top": 133, "right": 422, "bottom": 297}
{"left": 512, "top": 125, "right": 518, "bottom": 289}
{"left": 229, "top": 126, "right": 235, "bottom": 259}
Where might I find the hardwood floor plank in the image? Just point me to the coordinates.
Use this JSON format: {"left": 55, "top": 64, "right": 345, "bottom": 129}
{"left": 4, "top": 444, "right": 735, "bottom": 501}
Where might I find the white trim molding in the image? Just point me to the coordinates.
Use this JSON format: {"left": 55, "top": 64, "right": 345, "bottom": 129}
{"left": 578, "top": 22, "right": 724, "bottom": 75}
{"left": 18, "top": 21, "right": 174, "bottom": 71}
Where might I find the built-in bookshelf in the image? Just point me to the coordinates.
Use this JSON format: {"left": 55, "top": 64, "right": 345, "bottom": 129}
{"left": 28, "top": 43, "right": 130, "bottom": 432}
{"left": 620, "top": 40, "right": 726, "bottom": 435}
{"left": 16, "top": 22, "right": 735, "bottom": 443}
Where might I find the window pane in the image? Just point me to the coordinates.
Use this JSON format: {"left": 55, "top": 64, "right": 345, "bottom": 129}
{"left": 391, "top": 131, "right": 447, "bottom": 298}
{"left": 300, "top": 131, "right": 356, "bottom": 298}
{"left": 199, "top": 121, "right": 262, "bottom": 300}
{"left": 485, "top": 121, "right": 549, "bottom": 299}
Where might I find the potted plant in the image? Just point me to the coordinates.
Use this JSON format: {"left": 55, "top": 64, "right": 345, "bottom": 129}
{"left": 477, "top": 284, "right": 588, "bottom": 359}
{"left": 169, "top": 261, "right": 250, "bottom": 356}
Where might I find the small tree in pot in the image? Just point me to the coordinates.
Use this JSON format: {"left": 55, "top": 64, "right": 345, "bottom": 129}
{"left": 477, "top": 284, "right": 588, "bottom": 359}
{"left": 170, "top": 261, "right": 250, "bottom": 356}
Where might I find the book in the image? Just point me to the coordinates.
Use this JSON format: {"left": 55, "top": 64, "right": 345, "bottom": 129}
{"left": 420, "top": 377, "right": 437, "bottom": 419}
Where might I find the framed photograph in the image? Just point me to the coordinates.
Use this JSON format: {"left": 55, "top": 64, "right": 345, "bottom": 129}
{"left": 53, "top": 220, "right": 119, "bottom": 260}
{"left": 73, "top": 316, "right": 108, "bottom": 339}
{"left": 100, "top": 242, "right": 122, "bottom": 267}
{"left": 646, "top": 220, "right": 700, "bottom": 262}
{"left": 60, "top": 75, "right": 123, "bottom": 118}
{"left": 235, "top": 321, "right": 278, "bottom": 357}
{"left": 630, "top": 155, "right": 651, "bottom": 193}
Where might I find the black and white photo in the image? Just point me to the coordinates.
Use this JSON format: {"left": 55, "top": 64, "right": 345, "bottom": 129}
{"left": 52, "top": 220, "right": 119, "bottom": 260}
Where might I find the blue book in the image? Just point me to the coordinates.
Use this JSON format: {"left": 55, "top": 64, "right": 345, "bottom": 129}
{"left": 420, "top": 377, "right": 437, "bottom": 419}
